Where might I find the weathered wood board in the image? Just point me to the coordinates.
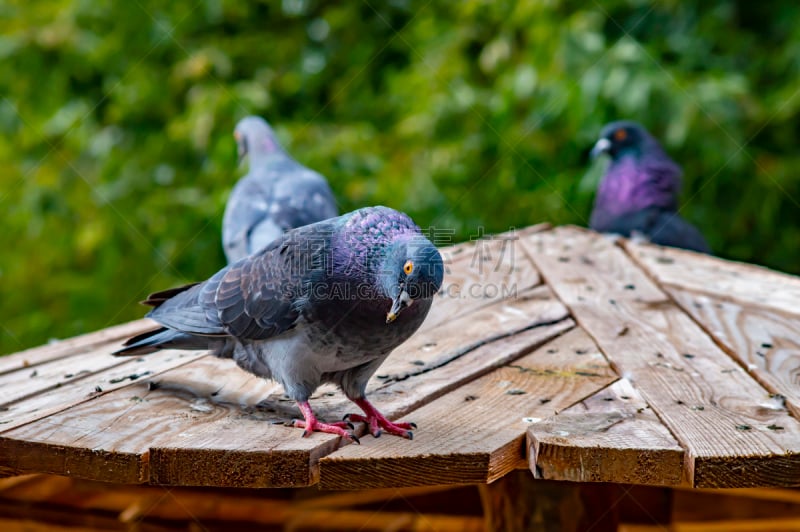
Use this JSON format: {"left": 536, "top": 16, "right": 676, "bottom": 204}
{"left": 319, "top": 328, "right": 617, "bottom": 490}
{"left": 0, "top": 320, "right": 154, "bottom": 375}
{"left": 529, "top": 378, "right": 684, "bottom": 485}
{"left": 522, "top": 226, "right": 800, "bottom": 488}
{"left": 667, "top": 289, "right": 800, "bottom": 420}
{"left": 625, "top": 241, "right": 800, "bottom": 317}
{"left": 0, "top": 283, "right": 571, "bottom": 486}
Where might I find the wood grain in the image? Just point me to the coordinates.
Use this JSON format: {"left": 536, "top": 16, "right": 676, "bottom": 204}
{"left": 0, "top": 350, "right": 206, "bottom": 434}
{"left": 668, "top": 289, "right": 800, "bottom": 419}
{"left": 0, "top": 319, "right": 154, "bottom": 375}
{"left": 422, "top": 226, "right": 543, "bottom": 330}
{"left": 522, "top": 226, "right": 800, "bottom": 488}
{"left": 318, "top": 328, "right": 616, "bottom": 490}
{"left": 625, "top": 240, "right": 800, "bottom": 317}
{"left": 0, "top": 286, "right": 571, "bottom": 486}
{"left": 529, "top": 378, "right": 684, "bottom": 485}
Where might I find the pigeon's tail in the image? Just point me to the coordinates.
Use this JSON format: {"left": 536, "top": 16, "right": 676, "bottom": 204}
{"left": 113, "top": 327, "right": 212, "bottom": 356}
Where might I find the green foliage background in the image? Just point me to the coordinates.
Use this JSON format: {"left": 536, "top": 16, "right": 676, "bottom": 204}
{"left": 2, "top": 0, "right": 799, "bottom": 354}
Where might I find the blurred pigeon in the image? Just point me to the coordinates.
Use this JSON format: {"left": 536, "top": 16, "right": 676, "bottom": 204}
{"left": 588, "top": 121, "right": 710, "bottom": 253}
{"left": 222, "top": 116, "right": 338, "bottom": 263}
{"left": 116, "top": 206, "right": 444, "bottom": 442}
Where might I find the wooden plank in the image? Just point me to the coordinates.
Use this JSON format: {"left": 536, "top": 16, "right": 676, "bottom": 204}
{"left": 0, "top": 287, "right": 572, "bottom": 487}
{"left": 685, "top": 487, "right": 800, "bottom": 505}
{"left": 479, "top": 474, "right": 620, "bottom": 532}
{"left": 0, "top": 475, "right": 483, "bottom": 529}
{"left": 671, "top": 518, "right": 800, "bottom": 532}
{"left": 150, "top": 287, "right": 573, "bottom": 486}
{"left": 422, "top": 226, "right": 543, "bottom": 331}
{"left": 0, "top": 319, "right": 154, "bottom": 376}
{"left": 625, "top": 240, "right": 800, "bottom": 317}
{"left": 148, "top": 292, "right": 574, "bottom": 488}
{"left": 0, "top": 350, "right": 205, "bottom": 434}
{"left": 672, "top": 487, "right": 800, "bottom": 523}
{"left": 666, "top": 289, "right": 800, "bottom": 420}
{"left": 522, "top": 226, "right": 800, "bottom": 488}
{"left": 318, "top": 327, "right": 617, "bottom": 490}
{"left": 0, "top": 342, "right": 141, "bottom": 406}
{"left": 528, "top": 378, "right": 684, "bottom": 486}
{"left": 365, "top": 285, "right": 569, "bottom": 390}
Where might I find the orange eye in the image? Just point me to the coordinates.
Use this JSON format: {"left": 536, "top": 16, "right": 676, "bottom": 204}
{"left": 403, "top": 260, "right": 414, "bottom": 275}
{"left": 613, "top": 128, "right": 627, "bottom": 142}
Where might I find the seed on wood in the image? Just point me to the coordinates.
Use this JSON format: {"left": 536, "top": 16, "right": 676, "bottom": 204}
{"left": 539, "top": 398, "right": 551, "bottom": 404}
{"left": 656, "top": 257, "right": 674, "bottom": 264}
{"left": 411, "top": 360, "right": 425, "bottom": 366}
{"left": 603, "top": 397, "right": 614, "bottom": 401}
{"left": 464, "top": 395, "right": 478, "bottom": 402}
{"left": 506, "top": 389, "right": 526, "bottom": 396}
{"left": 691, "top": 405, "right": 705, "bottom": 411}
{"left": 29, "top": 370, "right": 38, "bottom": 378}
{"left": 736, "top": 424, "right": 752, "bottom": 431}
{"left": 682, "top": 353, "right": 695, "bottom": 359}
{"left": 624, "top": 284, "right": 636, "bottom": 290}
{"left": 761, "top": 342, "right": 773, "bottom": 349}
{"left": 767, "top": 424, "right": 784, "bottom": 431}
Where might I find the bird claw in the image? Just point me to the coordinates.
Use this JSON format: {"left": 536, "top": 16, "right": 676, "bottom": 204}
{"left": 291, "top": 419, "right": 358, "bottom": 442}
{"left": 343, "top": 412, "right": 414, "bottom": 439}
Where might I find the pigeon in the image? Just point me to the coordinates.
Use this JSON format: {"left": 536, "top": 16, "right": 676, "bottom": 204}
{"left": 222, "top": 115, "right": 339, "bottom": 263}
{"left": 588, "top": 121, "right": 710, "bottom": 253}
{"left": 115, "top": 206, "right": 444, "bottom": 442}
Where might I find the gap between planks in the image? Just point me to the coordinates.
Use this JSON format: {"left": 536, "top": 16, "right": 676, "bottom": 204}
{"left": 528, "top": 377, "right": 684, "bottom": 486}
{"left": 621, "top": 240, "right": 800, "bottom": 423}
{"left": 318, "top": 327, "right": 616, "bottom": 490}
{"left": 521, "top": 226, "right": 800, "bottom": 488}
{"left": 0, "top": 239, "right": 569, "bottom": 487}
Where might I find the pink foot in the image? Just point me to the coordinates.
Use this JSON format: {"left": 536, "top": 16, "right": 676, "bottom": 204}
{"left": 292, "top": 401, "right": 359, "bottom": 443}
{"left": 344, "top": 398, "right": 416, "bottom": 439}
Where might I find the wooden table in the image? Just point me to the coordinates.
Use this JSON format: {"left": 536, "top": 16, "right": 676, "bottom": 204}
{"left": 1, "top": 225, "right": 799, "bottom": 529}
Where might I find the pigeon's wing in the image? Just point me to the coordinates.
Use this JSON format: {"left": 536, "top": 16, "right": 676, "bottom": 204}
{"left": 145, "top": 282, "right": 228, "bottom": 336}
{"left": 151, "top": 221, "right": 333, "bottom": 340}
{"left": 265, "top": 159, "right": 338, "bottom": 227}
{"left": 649, "top": 211, "right": 711, "bottom": 254}
{"left": 222, "top": 176, "right": 273, "bottom": 262}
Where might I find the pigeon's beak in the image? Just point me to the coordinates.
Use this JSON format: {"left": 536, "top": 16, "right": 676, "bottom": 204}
{"left": 590, "top": 138, "right": 612, "bottom": 160}
{"left": 386, "top": 289, "right": 412, "bottom": 324}
{"left": 234, "top": 131, "right": 248, "bottom": 166}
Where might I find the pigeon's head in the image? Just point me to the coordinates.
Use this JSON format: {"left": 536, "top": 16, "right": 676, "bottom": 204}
{"left": 590, "top": 121, "right": 659, "bottom": 161}
{"left": 233, "top": 116, "right": 283, "bottom": 164}
{"left": 379, "top": 234, "right": 444, "bottom": 324}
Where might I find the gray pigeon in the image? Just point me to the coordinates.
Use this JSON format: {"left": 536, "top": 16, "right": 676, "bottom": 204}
{"left": 222, "top": 116, "right": 338, "bottom": 263}
{"left": 589, "top": 121, "right": 710, "bottom": 253}
{"left": 116, "top": 206, "right": 444, "bottom": 441}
